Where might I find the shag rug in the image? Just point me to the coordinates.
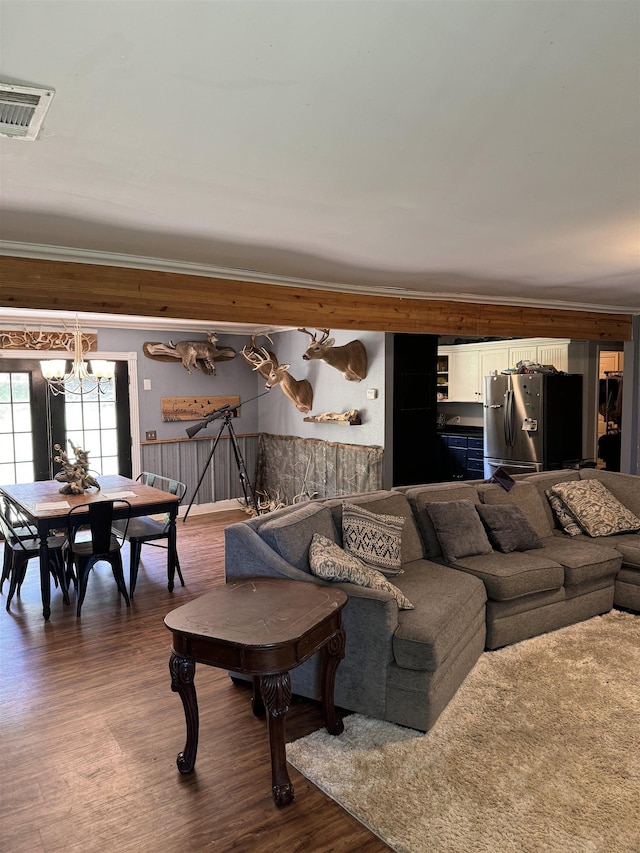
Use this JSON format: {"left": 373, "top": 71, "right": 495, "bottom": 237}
{"left": 286, "top": 610, "right": 640, "bottom": 853}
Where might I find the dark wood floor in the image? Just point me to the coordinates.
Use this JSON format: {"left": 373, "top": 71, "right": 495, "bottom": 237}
{"left": 0, "top": 509, "right": 390, "bottom": 853}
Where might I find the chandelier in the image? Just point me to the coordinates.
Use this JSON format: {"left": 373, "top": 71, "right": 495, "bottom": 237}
{"left": 40, "top": 319, "right": 115, "bottom": 396}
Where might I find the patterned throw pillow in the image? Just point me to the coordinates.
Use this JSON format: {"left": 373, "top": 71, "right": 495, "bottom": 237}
{"left": 545, "top": 489, "right": 582, "bottom": 537}
{"left": 309, "top": 534, "right": 414, "bottom": 610}
{"left": 551, "top": 480, "right": 640, "bottom": 537}
{"left": 342, "top": 502, "right": 405, "bottom": 576}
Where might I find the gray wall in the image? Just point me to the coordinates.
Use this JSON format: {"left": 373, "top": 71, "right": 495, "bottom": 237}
{"left": 97, "top": 325, "right": 386, "bottom": 447}
{"left": 255, "top": 329, "right": 385, "bottom": 447}
{"left": 97, "top": 327, "right": 259, "bottom": 441}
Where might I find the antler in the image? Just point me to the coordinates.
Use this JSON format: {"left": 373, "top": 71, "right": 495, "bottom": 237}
{"left": 316, "top": 329, "right": 331, "bottom": 344}
{"left": 241, "top": 344, "right": 273, "bottom": 372}
{"left": 297, "top": 328, "right": 317, "bottom": 341}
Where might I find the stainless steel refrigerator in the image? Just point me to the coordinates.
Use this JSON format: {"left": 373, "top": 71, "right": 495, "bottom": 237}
{"left": 483, "top": 373, "right": 582, "bottom": 478}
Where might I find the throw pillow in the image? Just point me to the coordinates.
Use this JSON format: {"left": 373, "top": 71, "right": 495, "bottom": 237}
{"left": 476, "top": 503, "right": 544, "bottom": 553}
{"left": 551, "top": 480, "right": 640, "bottom": 537}
{"left": 342, "top": 502, "right": 405, "bottom": 576}
{"left": 545, "top": 489, "right": 582, "bottom": 537}
{"left": 425, "top": 499, "right": 493, "bottom": 562}
{"left": 309, "top": 534, "right": 414, "bottom": 610}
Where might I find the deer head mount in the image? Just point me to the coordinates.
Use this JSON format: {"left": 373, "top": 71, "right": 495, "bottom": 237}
{"left": 298, "top": 328, "right": 367, "bottom": 382}
{"left": 143, "top": 332, "right": 235, "bottom": 375}
{"left": 241, "top": 336, "right": 314, "bottom": 414}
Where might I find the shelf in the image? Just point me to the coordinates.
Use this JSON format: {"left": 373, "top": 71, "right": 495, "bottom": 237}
{"left": 303, "top": 416, "right": 362, "bottom": 426}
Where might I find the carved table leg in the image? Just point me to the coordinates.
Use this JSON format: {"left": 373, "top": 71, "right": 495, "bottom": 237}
{"left": 252, "top": 675, "right": 265, "bottom": 718}
{"left": 169, "top": 651, "right": 199, "bottom": 774}
{"left": 260, "top": 672, "right": 294, "bottom": 807}
{"left": 321, "top": 626, "right": 346, "bottom": 736}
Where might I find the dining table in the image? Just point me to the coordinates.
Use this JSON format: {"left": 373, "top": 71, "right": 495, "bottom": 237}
{"left": 0, "top": 474, "right": 181, "bottom": 620}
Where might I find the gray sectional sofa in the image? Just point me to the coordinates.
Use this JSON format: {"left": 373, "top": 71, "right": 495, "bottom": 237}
{"left": 224, "top": 468, "right": 639, "bottom": 732}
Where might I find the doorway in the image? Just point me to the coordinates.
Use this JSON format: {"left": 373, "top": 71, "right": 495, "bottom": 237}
{"left": 0, "top": 359, "right": 132, "bottom": 484}
{"left": 597, "top": 349, "right": 623, "bottom": 471}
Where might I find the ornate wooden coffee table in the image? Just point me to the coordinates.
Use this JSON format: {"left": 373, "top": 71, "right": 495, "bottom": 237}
{"left": 164, "top": 577, "right": 347, "bottom": 806}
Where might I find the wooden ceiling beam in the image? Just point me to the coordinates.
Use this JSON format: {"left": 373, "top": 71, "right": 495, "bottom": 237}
{"left": 0, "top": 255, "right": 632, "bottom": 341}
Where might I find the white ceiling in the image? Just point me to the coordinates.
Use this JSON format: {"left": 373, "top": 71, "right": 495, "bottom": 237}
{"left": 1, "top": 0, "right": 639, "bottom": 327}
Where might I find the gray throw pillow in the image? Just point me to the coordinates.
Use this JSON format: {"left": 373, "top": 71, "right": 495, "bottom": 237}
{"left": 476, "top": 503, "right": 543, "bottom": 553}
{"left": 425, "top": 499, "right": 493, "bottom": 562}
{"left": 342, "top": 502, "right": 405, "bottom": 576}
{"left": 309, "top": 534, "right": 414, "bottom": 610}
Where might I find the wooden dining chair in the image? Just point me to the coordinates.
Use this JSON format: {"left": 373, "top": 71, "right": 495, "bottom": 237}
{"left": 0, "top": 499, "right": 69, "bottom": 612}
{"left": 66, "top": 499, "right": 131, "bottom": 617}
{"left": 113, "top": 472, "right": 186, "bottom": 597}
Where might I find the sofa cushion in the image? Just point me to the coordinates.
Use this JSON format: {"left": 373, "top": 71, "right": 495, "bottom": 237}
{"left": 476, "top": 504, "right": 543, "bottom": 553}
{"left": 309, "top": 534, "right": 414, "bottom": 609}
{"left": 551, "top": 480, "right": 640, "bottom": 537}
{"left": 426, "top": 499, "right": 493, "bottom": 562}
{"left": 390, "top": 560, "right": 486, "bottom": 671}
{"left": 404, "top": 483, "right": 480, "bottom": 558}
{"left": 448, "top": 550, "right": 564, "bottom": 600}
{"left": 602, "top": 533, "right": 640, "bottom": 569}
{"left": 478, "top": 482, "right": 553, "bottom": 539}
{"left": 258, "top": 503, "right": 337, "bottom": 572}
{"left": 545, "top": 490, "right": 582, "bottom": 536}
{"left": 327, "top": 491, "right": 424, "bottom": 563}
{"left": 538, "top": 537, "right": 621, "bottom": 585}
{"left": 342, "top": 502, "right": 404, "bottom": 576}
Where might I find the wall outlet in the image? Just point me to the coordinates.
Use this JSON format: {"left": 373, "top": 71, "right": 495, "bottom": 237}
{"left": 145, "top": 430, "right": 157, "bottom": 441}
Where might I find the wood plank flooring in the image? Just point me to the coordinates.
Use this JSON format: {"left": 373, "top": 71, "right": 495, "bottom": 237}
{"left": 0, "top": 509, "right": 390, "bottom": 853}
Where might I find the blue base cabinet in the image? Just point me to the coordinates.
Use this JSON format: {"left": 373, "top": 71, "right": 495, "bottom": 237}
{"left": 438, "top": 432, "right": 485, "bottom": 480}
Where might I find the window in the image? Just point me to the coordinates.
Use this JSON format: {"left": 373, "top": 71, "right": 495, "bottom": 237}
{"left": 0, "top": 370, "right": 35, "bottom": 483}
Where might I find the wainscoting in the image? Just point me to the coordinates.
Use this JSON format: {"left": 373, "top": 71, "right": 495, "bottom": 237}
{"left": 141, "top": 433, "right": 260, "bottom": 509}
{"left": 141, "top": 433, "right": 384, "bottom": 510}
{"left": 255, "top": 434, "right": 384, "bottom": 505}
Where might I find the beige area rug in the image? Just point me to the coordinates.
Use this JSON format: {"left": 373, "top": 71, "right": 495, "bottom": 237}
{"left": 287, "top": 610, "right": 640, "bottom": 853}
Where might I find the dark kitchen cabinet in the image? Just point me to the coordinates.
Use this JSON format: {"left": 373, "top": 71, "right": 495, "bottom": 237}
{"left": 438, "top": 432, "right": 485, "bottom": 480}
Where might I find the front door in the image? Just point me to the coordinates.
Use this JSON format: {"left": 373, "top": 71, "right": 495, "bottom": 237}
{"left": 0, "top": 359, "right": 131, "bottom": 484}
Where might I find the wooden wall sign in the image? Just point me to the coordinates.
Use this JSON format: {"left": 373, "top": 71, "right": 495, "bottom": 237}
{"left": 161, "top": 396, "right": 240, "bottom": 422}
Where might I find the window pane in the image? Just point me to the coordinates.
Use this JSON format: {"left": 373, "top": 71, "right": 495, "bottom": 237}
{"left": 15, "top": 461, "right": 35, "bottom": 483}
{"left": 101, "top": 456, "right": 119, "bottom": 475}
{"left": 0, "top": 462, "right": 16, "bottom": 483}
{"left": 0, "top": 435, "right": 15, "bottom": 462}
{"left": 83, "top": 430, "right": 102, "bottom": 455}
{"left": 11, "top": 374, "right": 30, "bottom": 402}
{"left": 0, "top": 374, "right": 11, "bottom": 402}
{"left": 82, "top": 402, "right": 101, "bottom": 430}
{"left": 65, "top": 402, "right": 84, "bottom": 431}
{"left": 14, "top": 432, "right": 33, "bottom": 460}
{"left": 100, "top": 401, "right": 117, "bottom": 429}
{"left": 13, "top": 402, "right": 32, "bottom": 432}
{"left": 0, "top": 404, "right": 13, "bottom": 432}
{"left": 101, "top": 429, "right": 118, "bottom": 457}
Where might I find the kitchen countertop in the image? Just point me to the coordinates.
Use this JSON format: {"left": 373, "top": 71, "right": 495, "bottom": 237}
{"left": 437, "top": 425, "right": 484, "bottom": 436}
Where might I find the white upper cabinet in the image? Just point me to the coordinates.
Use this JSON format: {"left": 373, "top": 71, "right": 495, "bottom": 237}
{"left": 439, "top": 338, "right": 574, "bottom": 403}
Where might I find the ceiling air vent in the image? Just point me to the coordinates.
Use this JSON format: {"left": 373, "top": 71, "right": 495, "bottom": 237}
{"left": 0, "top": 83, "right": 55, "bottom": 141}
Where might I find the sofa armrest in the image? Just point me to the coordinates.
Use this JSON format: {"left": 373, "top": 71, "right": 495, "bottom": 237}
{"left": 224, "top": 521, "right": 318, "bottom": 583}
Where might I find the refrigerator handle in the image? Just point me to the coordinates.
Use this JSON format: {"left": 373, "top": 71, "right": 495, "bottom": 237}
{"left": 505, "top": 389, "right": 515, "bottom": 447}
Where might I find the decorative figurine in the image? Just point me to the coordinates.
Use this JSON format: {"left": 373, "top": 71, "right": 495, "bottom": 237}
{"left": 53, "top": 441, "right": 101, "bottom": 494}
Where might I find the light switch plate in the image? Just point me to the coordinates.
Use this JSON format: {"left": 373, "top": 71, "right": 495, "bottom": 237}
{"left": 366, "top": 388, "right": 378, "bottom": 399}
{"left": 145, "top": 430, "right": 157, "bottom": 441}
